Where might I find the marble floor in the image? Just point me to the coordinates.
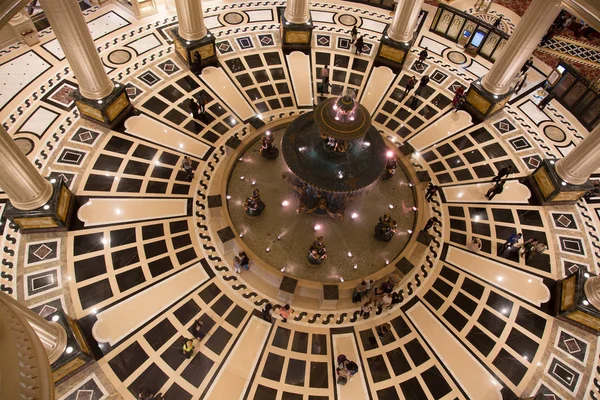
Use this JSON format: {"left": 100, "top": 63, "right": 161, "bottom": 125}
{"left": 0, "top": 1, "right": 599, "bottom": 399}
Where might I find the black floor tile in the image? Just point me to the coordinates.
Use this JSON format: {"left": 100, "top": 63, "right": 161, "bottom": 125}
{"left": 404, "top": 338, "right": 430, "bottom": 366}
{"left": 205, "top": 326, "right": 232, "bottom": 355}
{"left": 292, "top": 331, "right": 308, "bottom": 354}
{"left": 163, "top": 382, "right": 192, "bottom": 400}
{"left": 273, "top": 326, "right": 291, "bottom": 349}
{"left": 421, "top": 366, "right": 452, "bottom": 399}
{"left": 474, "top": 164, "right": 496, "bottom": 178}
{"left": 448, "top": 206, "right": 465, "bottom": 217}
{"left": 144, "top": 318, "right": 177, "bottom": 351}
{"left": 492, "top": 208, "right": 515, "bottom": 223}
{"left": 128, "top": 363, "right": 168, "bottom": 396}
{"left": 93, "top": 154, "right": 122, "bottom": 172}
{"left": 449, "top": 231, "right": 467, "bottom": 245}
{"left": 517, "top": 209, "right": 543, "bottom": 227}
{"left": 84, "top": 174, "right": 115, "bottom": 191}
{"left": 176, "top": 76, "right": 200, "bottom": 92}
{"left": 478, "top": 309, "right": 506, "bottom": 337}
{"left": 74, "top": 255, "right": 106, "bottom": 282}
{"left": 255, "top": 385, "right": 277, "bottom": 400}
{"left": 159, "top": 85, "right": 184, "bottom": 102}
{"left": 151, "top": 166, "right": 173, "bottom": 179}
{"left": 105, "top": 136, "right": 134, "bottom": 154}
{"left": 440, "top": 266, "right": 459, "bottom": 283}
{"left": 142, "top": 223, "right": 164, "bottom": 240}
{"left": 515, "top": 308, "right": 547, "bottom": 338}
{"left": 386, "top": 347, "right": 411, "bottom": 376}
{"left": 506, "top": 327, "right": 539, "bottom": 359}
{"left": 199, "top": 282, "right": 221, "bottom": 304}
{"left": 461, "top": 278, "right": 484, "bottom": 299}
{"left": 73, "top": 232, "right": 104, "bottom": 256}
{"left": 174, "top": 299, "right": 201, "bottom": 325}
{"left": 144, "top": 240, "right": 168, "bottom": 259}
{"left": 470, "top": 127, "right": 494, "bottom": 143}
{"left": 443, "top": 306, "right": 467, "bottom": 331}
{"left": 400, "top": 376, "right": 428, "bottom": 400}
{"left": 311, "top": 334, "right": 327, "bottom": 355}
{"left": 367, "top": 355, "right": 390, "bottom": 383}
{"left": 116, "top": 267, "right": 145, "bottom": 292}
{"left": 159, "top": 151, "right": 179, "bottom": 166}
{"left": 211, "top": 295, "right": 233, "bottom": 316}
{"left": 172, "top": 234, "right": 192, "bottom": 250}
{"left": 282, "top": 392, "right": 303, "bottom": 400}
{"left": 471, "top": 222, "right": 490, "bottom": 236}
{"left": 454, "top": 292, "right": 477, "bottom": 315}
{"left": 390, "top": 316, "right": 411, "bottom": 338}
{"left": 117, "top": 178, "right": 143, "bottom": 193}
{"left": 181, "top": 352, "right": 214, "bottom": 387}
{"left": 493, "top": 348, "right": 527, "bottom": 386}
{"left": 225, "top": 305, "right": 247, "bottom": 328}
{"left": 142, "top": 97, "right": 169, "bottom": 114}
{"left": 454, "top": 168, "right": 474, "bottom": 181}
{"left": 285, "top": 359, "right": 306, "bottom": 386}
{"left": 111, "top": 228, "right": 136, "bottom": 247}
{"left": 160, "top": 340, "right": 186, "bottom": 370}
{"left": 433, "top": 278, "right": 453, "bottom": 297}
{"left": 376, "top": 387, "right": 400, "bottom": 400}
{"left": 109, "top": 341, "right": 149, "bottom": 381}
{"left": 146, "top": 181, "right": 168, "bottom": 194}
{"left": 466, "top": 325, "right": 495, "bottom": 356}
{"left": 309, "top": 361, "right": 329, "bottom": 388}
{"left": 464, "top": 149, "right": 485, "bottom": 163}
{"left": 133, "top": 144, "right": 158, "bottom": 160}
{"left": 450, "top": 218, "right": 466, "bottom": 231}
{"left": 486, "top": 292, "right": 514, "bottom": 315}
{"left": 424, "top": 289, "right": 444, "bottom": 310}
{"left": 262, "top": 353, "right": 285, "bottom": 381}
{"left": 78, "top": 279, "right": 113, "bottom": 309}
{"left": 360, "top": 328, "right": 377, "bottom": 350}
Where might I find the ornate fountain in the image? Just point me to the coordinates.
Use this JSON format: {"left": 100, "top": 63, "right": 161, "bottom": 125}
{"left": 281, "top": 91, "right": 387, "bottom": 221}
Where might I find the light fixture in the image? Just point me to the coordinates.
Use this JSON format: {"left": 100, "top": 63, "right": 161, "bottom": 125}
{"left": 561, "top": 181, "right": 567, "bottom": 186}
{"left": 43, "top": 205, "right": 50, "bottom": 210}
{"left": 412, "top": 206, "right": 417, "bottom": 211}
{"left": 583, "top": 300, "right": 590, "bottom": 306}
{"left": 51, "top": 315, "right": 59, "bottom": 322}
{"left": 239, "top": 233, "right": 243, "bottom": 238}
{"left": 240, "top": 176, "right": 245, "bottom": 180}
{"left": 66, "top": 346, "right": 73, "bottom": 354}
{"left": 353, "top": 264, "right": 358, "bottom": 269}
{"left": 227, "top": 195, "right": 231, "bottom": 200}
{"left": 347, "top": 252, "right": 352, "bottom": 257}
{"left": 407, "top": 229, "right": 412, "bottom": 234}
{"left": 314, "top": 224, "right": 321, "bottom": 231}
{"left": 266, "top": 247, "right": 271, "bottom": 252}
{"left": 282, "top": 200, "right": 289, "bottom": 206}
{"left": 584, "top": 272, "right": 590, "bottom": 278}
{"left": 97, "top": 100, "right": 103, "bottom": 104}
{"left": 339, "top": 277, "right": 344, "bottom": 282}
{"left": 388, "top": 204, "right": 394, "bottom": 209}
{"left": 251, "top": 180, "right": 256, "bottom": 185}
{"left": 351, "top": 212, "right": 358, "bottom": 219}
{"left": 386, "top": 151, "right": 394, "bottom": 158}
{"left": 115, "top": 208, "right": 122, "bottom": 215}
{"left": 50, "top": 178, "right": 56, "bottom": 183}
{"left": 280, "top": 267, "right": 286, "bottom": 272}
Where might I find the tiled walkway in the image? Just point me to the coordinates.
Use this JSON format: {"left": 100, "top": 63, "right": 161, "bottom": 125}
{"left": 0, "top": 1, "right": 599, "bottom": 399}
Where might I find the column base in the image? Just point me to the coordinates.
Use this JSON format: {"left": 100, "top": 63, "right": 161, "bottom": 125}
{"left": 49, "top": 310, "right": 94, "bottom": 385}
{"left": 374, "top": 28, "right": 415, "bottom": 72}
{"left": 555, "top": 269, "right": 600, "bottom": 336}
{"left": 527, "top": 159, "right": 592, "bottom": 204}
{"left": 463, "top": 79, "right": 512, "bottom": 121}
{"left": 73, "top": 83, "right": 133, "bottom": 129}
{"left": 280, "top": 10, "right": 314, "bottom": 52}
{"left": 5, "top": 177, "right": 75, "bottom": 234}
{"left": 171, "top": 28, "right": 218, "bottom": 73}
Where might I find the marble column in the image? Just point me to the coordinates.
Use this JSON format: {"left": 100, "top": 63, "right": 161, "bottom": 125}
{"left": 556, "top": 125, "right": 600, "bottom": 185}
{"left": 39, "top": 0, "right": 113, "bottom": 100}
{"left": 8, "top": 10, "right": 39, "bottom": 46}
{"left": 284, "top": 0, "right": 310, "bottom": 24}
{"left": 0, "top": 127, "right": 52, "bottom": 211}
{"left": 174, "top": 0, "right": 207, "bottom": 41}
{"left": 387, "top": 0, "right": 424, "bottom": 43}
{"left": 585, "top": 275, "right": 600, "bottom": 311}
{"left": 481, "top": 0, "right": 562, "bottom": 95}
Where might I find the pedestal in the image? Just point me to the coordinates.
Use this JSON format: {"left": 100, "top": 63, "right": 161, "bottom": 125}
{"left": 555, "top": 269, "right": 600, "bottom": 336}
{"left": 528, "top": 159, "right": 592, "bottom": 204}
{"left": 463, "top": 79, "right": 512, "bottom": 121}
{"left": 73, "top": 83, "right": 132, "bottom": 129}
{"left": 320, "top": 284, "right": 339, "bottom": 310}
{"left": 171, "top": 28, "right": 217, "bottom": 71}
{"left": 5, "top": 178, "right": 74, "bottom": 234}
{"left": 280, "top": 10, "right": 314, "bottom": 52}
{"left": 278, "top": 276, "right": 298, "bottom": 304}
{"left": 374, "top": 28, "right": 414, "bottom": 72}
{"left": 50, "top": 310, "right": 93, "bottom": 384}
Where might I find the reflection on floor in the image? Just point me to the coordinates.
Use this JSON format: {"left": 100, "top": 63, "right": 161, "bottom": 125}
{"left": 0, "top": 1, "right": 599, "bottom": 400}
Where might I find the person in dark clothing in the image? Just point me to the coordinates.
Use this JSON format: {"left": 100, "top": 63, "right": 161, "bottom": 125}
{"left": 376, "top": 323, "right": 391, "bottom": 338}
{"left": 354, "top": 35, "right": 364, "bottom": 55}
{"left": 538, "top": 92, "right": 555, "bottom": 110}
{"left": 502, "top": 232, "right": 522, "bottom": 252}
{"left": 493, "top": 165, "right": 512, "bottom": 183}
{"left": 425, "top": 184, "right": 439, "bottom": 202}
{"left": 485, "top": 180, "right": 505, "bottom": 200}
{"left": 418, "top": 47, "right": 428, "bottom": 66}
{"left": 493, "top": 16, "right": 502, "bottom": 28}
{"left": 320, "top": 65, "right": 330, "bottom": 95}
{"left": 192, "top": 319, "right": 205, "bottom": 341}
{"left": 415, "top": 75, "right": 430, "bottom": 96}
{"left": 138, "top": 389, "right": 154, "bottom": 400}
{"left": 262, "top": 302, "right": 273, "bottom": 323}
{"left": 404, "top": 76, "right": 418, "bottom": 98}
{"left": 424, "top": 216, "right": 441, "bottom": 232}
{"left": 188, "top": 98, "right": 200, "bottom": 119}
{"left": 520, "top": 57, "right": 534, "bottom": 76}
{"left": 351, "top": 25, "right": 358, "bottom": 42}
{"left": 514, "top": 73, "right": 527, "bottom": 94}
{"left": 197, "top": 92, "right": 206, "bottom": 114}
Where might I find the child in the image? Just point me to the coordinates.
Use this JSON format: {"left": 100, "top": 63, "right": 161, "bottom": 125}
{"left": 279, "top": 304, "right": 294, "bottom": 322}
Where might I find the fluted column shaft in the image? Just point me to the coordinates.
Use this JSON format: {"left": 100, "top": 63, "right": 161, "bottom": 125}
{"left": 174, "top": 0, "right": 208, "bottom": 41}
{"left": 387, "top": 0, "right": 424, "bottom": 43}
{"left": 284, "top": 0, "right": 310, "bottom": 24}
{"left": 0, "top": 127, "right": 52, "bottom": 210}
{"left": 556, "top": 125, "right": 600, "bottom": 185}
{"left": 481, "top": 0, "right": 562, "bottom": 95}
{"left": 584, "top": 275, "right": 600, "bottom": 311}
{"left": 39, "top": 0, "right": 114, "bottom": 99}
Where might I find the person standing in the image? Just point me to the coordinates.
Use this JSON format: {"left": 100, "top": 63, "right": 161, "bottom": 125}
{"left": 418, "top": 47, "right": 428, "bottom": 67}
{"left": 424, "top": 216, "right": 441, "bottom": 232}
{"left": 181, "top": 156, "right": 194, "bottom": 181}
{"left": 485, "top": 180, "right": 505, "bottom": 200}
{"left": 493, "top": 16, "right": 502, "bottom": 28}
{"left": 520, "top": 238, "right": 539, "bottom": 260}
{"left": 351, "top": 25, "right": 358, "bottom": 43}
{"left": 520, "top": 57, "right": 534, "bottom": 76}
{"left": 425, "top": 184, "right": 439, "bottom": 202}
{"left": 182, "top": 338, "right": 195, "bottom": 359}
{"left": 354, "top": 35, "right": 364, "bottom": 55}
{"left": 197, "top": 92, "right": 206, "bottom": 114}
{"left": 404, "top": 76, "right": 418, "bottom": 98}
{"left": 502, "top": 232, "right": 522, "bottom": 251}
{"left": 415, "top": 74, "right": 430, "bottom": 96}
{"left": 514, "top": 73, "right": 527, "bottom": 94}
{"left": 262, "top": 302, "right": 273, "bottom": 323}
{"left": 493, "top": 165, "right": 513, "bottom": 183}
{"left": 188, "top": 98, "right": 200, "bottom": 119}
{"left": 192, "top": 319, "right": 205, "bottom": 341}
{"left": 359, "top": 300, "right": 373, "bottom": 319}
{"left": 233, "top": 256, "right": 243, "bottom": 274}
{"left": 239, "top": 251, "right": 250, "bottom": 271}
{"left": 279, "top": 304, "right": 294, "bottom": 322}
{"left": 320, "top": 65, "right": 330, "bottom": 95}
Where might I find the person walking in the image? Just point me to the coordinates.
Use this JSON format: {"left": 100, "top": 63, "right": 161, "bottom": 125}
{"left": 493, "top": 165, "right": 512, "bottom": 183}
{"left": 502, "top": 232, "right": 522, "bottom": 252}
{"left": 485, "top": 180, "right": 505, "bottom": 200}
{"left": 415, "top": 74, "right": 430, "bottom": 96}
{"left": 530, "top": 242, "right": 547, "bottom": 261}
{"left": 262, "top": 302, "right": 273, "bottom": 323}
{"left": 354, "top": 35, "right": 364, "bottom": 55}
{"left": 418, "top": 47, "right": 428, "bottom": 67}
{"left": 188, "top": 98, "right": 200, "bottom": 119}
{"left": 424, "top": 216, "right": 441, "bottom": 232}
{"left": 520, "top": 57, "right": 534, "bottom": 76}
{"left": 425, "top": 184, "right": 439, "bottom": 202}
{"left": 520, "top": 238, "right": 539, "bottom": 260}
{"left": 493, "top": 16, "right": 502, "bottom": 28}
{"left": 514, "top": 73, "right": 527, "bottom": 94}
{"left": 404, "top": 76, "right": 418, "bottom": 99}
{"left": 359, "top": 300, "right": 373, "bottom": 319}
{"left": 192, "top": 319, "right": 205, "bottom": 341}
{"left": 351, "top": 25, "right": 358, "bottom": 43}
{"left": 197, "top": 92, "right": 206, "bottom": 114}
{"left": 320, "top": 65, "right": 330, "bottom": 95}
{"left": 279, "top": 304, "right": 294, "bottom": 322}
{"left": 181, "top": 156, "right": 194, "bottom": 181}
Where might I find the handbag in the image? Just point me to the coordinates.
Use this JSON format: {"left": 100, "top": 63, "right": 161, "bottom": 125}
{"left": 337, "top": 375, "right": 348, "bottom": 385}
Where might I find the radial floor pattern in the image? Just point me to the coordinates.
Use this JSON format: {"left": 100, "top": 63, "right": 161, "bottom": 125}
{"left": 0, "top": 1, "right": 599, "bottom": 400}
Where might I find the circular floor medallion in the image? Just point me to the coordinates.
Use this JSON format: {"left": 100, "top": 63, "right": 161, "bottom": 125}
{"left": 339, "top": 14, "right": 358, "bottom": 27}
{"left": 447, "top": 51, "right": 467, "bottom": 65}
{"left": 107, "top": 49, "right": 132, "bottom": 65}
{"left": 14, "top": 138, "right": 33, "bottom": 156}
{"left": 224, "top": 12, "right": 244, "bottom": 25}
{"left": 544, "top": 125, "right": 566, "bottom": 142}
